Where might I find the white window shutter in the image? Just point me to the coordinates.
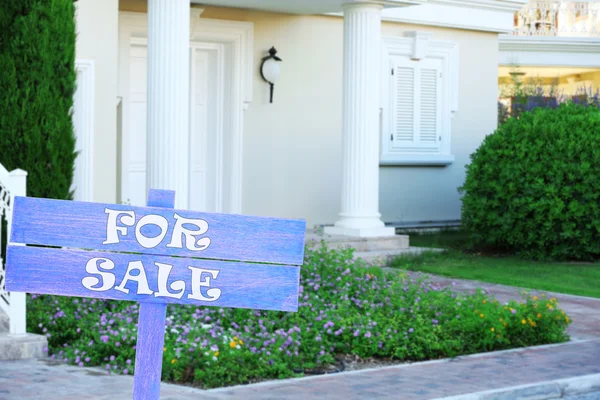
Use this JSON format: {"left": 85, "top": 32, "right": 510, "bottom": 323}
{"left": 417, "top": 60, "right": 442, "bottom": 151}
{"left": 390, "top": 56, "right": 442, "bottom": 153}
{"left": 391, "top": 61, "right": 416, "bottom": 148}
{"left": 390, "top": 58, "right": 418, "bottom": 149}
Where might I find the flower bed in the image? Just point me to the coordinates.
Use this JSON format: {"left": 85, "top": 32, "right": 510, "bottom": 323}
{"left": 28, "top": 244, "right": 571, "bottom": 388}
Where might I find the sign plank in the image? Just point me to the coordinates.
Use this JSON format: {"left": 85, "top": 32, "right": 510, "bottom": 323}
{"left": 6, "top": 245, "right": 300, "bottom": 312}
{"left": 10, "top": 196, "right": 306, "bottom": 265}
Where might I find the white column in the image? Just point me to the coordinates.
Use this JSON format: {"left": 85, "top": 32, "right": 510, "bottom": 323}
{"left": 8, "top": 169, "right": 27, "bottom": 336}
{"left": 147, "top": 0, "right": 190, "bottom": 209}
{"left": 325, "top": 1, "right": 395, "bottom": 238}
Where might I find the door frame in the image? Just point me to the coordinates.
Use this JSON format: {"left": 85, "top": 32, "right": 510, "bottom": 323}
{"left": 118, "top": 10, "right": 253, "bottom": 213}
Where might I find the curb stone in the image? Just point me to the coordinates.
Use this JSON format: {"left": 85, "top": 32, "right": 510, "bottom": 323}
{"left": 434, "top": 373, "right": 600, "bottom": 400}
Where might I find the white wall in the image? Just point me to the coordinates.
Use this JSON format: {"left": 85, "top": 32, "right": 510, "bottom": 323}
{"left": 75, "top": 0, "right": 119, "bottom": 203}
{"left": 117, "top": 3, "right": 499, "bottom": 227}
{"left": 202, "top": 8, "right": 498, "bottom": 226}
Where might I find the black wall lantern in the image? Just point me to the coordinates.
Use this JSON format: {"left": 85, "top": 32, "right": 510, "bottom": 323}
{"left": 260, "top": 46, "right": 282, "bottom": 103}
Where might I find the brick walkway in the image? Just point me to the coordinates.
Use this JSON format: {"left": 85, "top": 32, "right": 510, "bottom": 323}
{"left": 1, "top": 276, "right": 600, "bottom": 400}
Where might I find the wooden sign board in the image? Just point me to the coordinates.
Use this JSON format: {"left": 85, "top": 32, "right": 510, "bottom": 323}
{"left": 5, "top": 189, "right": 305, "bottom": 399}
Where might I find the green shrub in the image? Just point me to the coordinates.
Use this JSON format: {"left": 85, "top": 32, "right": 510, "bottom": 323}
{"left": 0, "top": 0, "right": 77, "bottom": 200}
{"left": 460, "top": 102, "right": 600, "bottom": 260}
{"left": 28, "top": 245, "right": 570, "bottom": 388}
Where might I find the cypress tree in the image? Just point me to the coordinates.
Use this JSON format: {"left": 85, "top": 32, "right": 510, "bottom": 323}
{"left": 0, "top": 0, "right": 77, "bottom": 200}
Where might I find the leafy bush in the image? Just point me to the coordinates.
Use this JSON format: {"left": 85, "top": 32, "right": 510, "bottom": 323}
{"left": 0, "top": 0, "right": 77, "bottom": 199}
{"left": 28, "top": 245, "right": 571, "bottom": 388}
{"left": 461, "top": 102, "right": 600, "bottom": 260}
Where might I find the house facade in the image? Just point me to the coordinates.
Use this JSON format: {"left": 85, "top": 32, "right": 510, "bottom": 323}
{"left": 72, "top": 0, "right": 524, "bottom": 235}
{"left": 499, "top": 0, "right": 600, "bottom": 108}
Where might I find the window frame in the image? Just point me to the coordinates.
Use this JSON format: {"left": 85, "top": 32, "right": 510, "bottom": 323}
{"left": 380, "top": 32, "right": 459, "bottom": 166}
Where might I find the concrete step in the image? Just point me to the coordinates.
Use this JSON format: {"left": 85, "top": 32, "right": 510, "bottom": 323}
{"left": 354, "top": 247, "right": 440, "bottom": 266}
{"left": 0, "top": 332, "right": 47, "bottom": 360}
{"left": 306, "top": 233, "right": 409, "bottom": 252}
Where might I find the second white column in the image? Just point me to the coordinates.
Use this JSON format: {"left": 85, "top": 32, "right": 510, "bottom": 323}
{"left": 326, "top": 1, "right": 395, "bottom": 237}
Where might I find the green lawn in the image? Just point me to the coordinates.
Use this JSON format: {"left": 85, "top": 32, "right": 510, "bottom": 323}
{"left": 391, "top": 231, "right": 600, "bottom": 299}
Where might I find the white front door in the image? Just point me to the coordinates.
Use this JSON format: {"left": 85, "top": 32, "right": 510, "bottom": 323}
{"left": 125, "top": 44, "right": 222, "bottom": 211}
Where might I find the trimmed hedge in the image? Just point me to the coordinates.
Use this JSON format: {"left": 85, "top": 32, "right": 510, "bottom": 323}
{"left": 0, "top": 0, "right": 77, "bottom": 200}
{"left": 460, "top": 102, "right": 600, "bottom": 260}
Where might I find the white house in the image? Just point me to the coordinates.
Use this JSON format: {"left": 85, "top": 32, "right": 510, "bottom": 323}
{"left": 72, "top": 0, "right": 526, "bottom": 237}
{"left": 499, "top": 0, "right": 600, "bottom": 106}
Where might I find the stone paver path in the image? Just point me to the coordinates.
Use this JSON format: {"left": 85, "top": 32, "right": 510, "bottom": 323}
{"left": 1, "top": 275, "right": 599, "bottom": 400}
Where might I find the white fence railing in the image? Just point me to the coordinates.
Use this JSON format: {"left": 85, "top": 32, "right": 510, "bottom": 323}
{"left": 514, "top": 0, "right": 600, "bottom": 36}
{"left": 0, "top": 163, "right": 27, "bottom": 335}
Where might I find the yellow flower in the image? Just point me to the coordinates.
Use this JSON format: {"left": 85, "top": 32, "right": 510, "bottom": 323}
{"left": 239, "top": 339, "right": 244, "bottom": 345}
{"left": 171, "top": 359, "right": 177, "bottom": 364}
{"left": 503, "top": 323, "right": 507, "bottom": 327}
{"left": 480, "top": 314, "right": 485, "bottom": 318}
{"left": 565, "top": 317, "right": 570, "bottom": 323}
{"left": 499, "top": 318, "right": 503, "bottom": 322}
{"left": 229, "top": 341, "right": 237, "bottom": 349}
{"left": 551, "top": 297, "right": 557, "bottom": 303}
{"left": 533, "top": 296, "right": 538, "bottom": 301}
{"left": 214, "top": 351, "right": 219, "bottom": 357}
{"left": 521, "top": 319, "right": 527, "bottom": 325}
{"left": 163, "top": 347, "right": 166, "bottom": 352}
{"left": 482, "top": 300, "right": 487, "bottom": 304}
{"left": 491, "top": 327, "right": 495, "bottom": 332}
{"left": 537, "top": 313, "right": 542, "bottom": 319}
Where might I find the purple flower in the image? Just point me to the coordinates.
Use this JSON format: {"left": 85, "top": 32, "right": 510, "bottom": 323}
{"left": 511, "top": 309, "right": 517, "bottom": 315}
{"left": 408, "top": 328, "right": 414, "bottom": 333}
{"left": 353, "top": 330, "right": 360, "bottom": 337}
{"left": 365, "top": 332, "right": 372, "bottom": 338}
{"left": 123, "top": 369, "right": 129, "bottom": 375}
{"left": 100, "top": 335, "right": 109, "bottom": 344}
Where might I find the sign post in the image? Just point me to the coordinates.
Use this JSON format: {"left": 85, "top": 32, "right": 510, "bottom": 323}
{"left": 5, "top": 189, "right": 305, "bottom": 399}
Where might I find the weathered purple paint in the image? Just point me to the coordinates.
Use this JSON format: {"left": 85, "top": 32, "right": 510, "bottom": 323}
{"left": 10, "top": 196, "right": 306, "bottom": 265}
{"left": 6, "top": 245, "right": 300, "bottom": 311}
{"left": 134, "top": 302, "right": 167, "bottom": 400}
{"left": 132, "top": 189, "right": 172, "bottom": 400}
